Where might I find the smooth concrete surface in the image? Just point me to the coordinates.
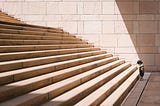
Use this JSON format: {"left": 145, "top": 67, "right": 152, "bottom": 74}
{"left": 122, "top": 72, "right": 160, "bottom": 106}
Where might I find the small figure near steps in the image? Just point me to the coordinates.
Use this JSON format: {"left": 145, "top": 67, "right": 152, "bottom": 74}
{"left": 137, "top": 60, "right": 144, "bottom": 81}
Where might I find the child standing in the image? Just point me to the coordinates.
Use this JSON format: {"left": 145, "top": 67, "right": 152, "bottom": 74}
{"left": 137, "top": 60, "right": 144, "bottom": 80}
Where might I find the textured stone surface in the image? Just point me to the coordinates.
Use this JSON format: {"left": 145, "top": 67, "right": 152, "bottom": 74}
{"left": 138, "top": 72, "right": 160, "bottom": 106}
{"left": 0, "top": 0, "right": 160, "bottom": 71}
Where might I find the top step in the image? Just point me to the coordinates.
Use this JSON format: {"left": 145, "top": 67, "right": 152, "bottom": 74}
{"left": 0, "top": 11, "right": 23, "bottom": 24}
{"left": 0, "top": 10, "right": 61, "bottom": 31}
{"left": 0, "top": 10, "right": 63, "bottom": 33}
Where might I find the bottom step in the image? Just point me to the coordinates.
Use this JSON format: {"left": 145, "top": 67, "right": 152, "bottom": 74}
{"left": 100, "top": 69, "right": 139, "bottom": 106}
{"left": 74, "top": 65, "right": 137, "bottom": 106}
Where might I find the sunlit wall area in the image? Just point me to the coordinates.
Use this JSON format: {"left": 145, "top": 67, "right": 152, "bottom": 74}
{"left": 0, "top": 0, "right": 159, "bottom": 71}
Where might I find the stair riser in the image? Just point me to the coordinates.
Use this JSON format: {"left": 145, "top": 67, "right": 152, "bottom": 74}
{"left": 21, "top": 60, "right": 126, "bottom": 106}
{"left": 0, "top": 56, "right": 115, "bottom": 102}
{"left": 0, "top": 29, "right": 44, "bottom": 35}
{"left": 0, "top": 40, "right": 87, "bottom": 46}
{"left": 0, "top": 19, "right": 21, "bottom": 23}
{"left": 0, "top": 19, "right": 64, "bottom": 32}
{"left": 0, "top": 51, "right": 106, "bottom": 72}
{"left": 23, "top": 27, "right": 63, "bottom": 33}
{"left": 0, "top": 26, "right": 63, "bottom": 34}
{"left": 52, "top": 57, "right": 117, "bottom": 84}
{"left": 0, "top": 29, "right": 70, "bottom": 37}
{"left": 16, "top": 60, "right": 125, "bottom": 106}
{"left": 0, "top": 44, "right": 93, "bottom": 53}
{"left": 0, "top": 57, "right": 114, "bottom": 87}
{"left": 54, "top": 55, "right": 109, "bottom": 72}
{"left": 0, "top": 54, "right": 111, "bottom": 86}
{"left": 0, "top": 23, "right": 63, "bottom": 33}
{"left": 16, "top": 94, "right": 49, "bottom": 106}
{"left": 0, "top": 48, "right": 100, "bottom": 62}
{"left": 57, "top": 63, "right": 131, "bottom": 106}
{"left": 113, "top": 76, "right": 138, "bottom": 106}
{"left": 0, "top": 78, "right": 52, "bottom": 103}
{"left": 90, "top": 67, "right": 137, "bottom": 106}
{"left": 0, "top": 16, "right": 17, "bottom": 19}
{"left": 0, "top": 24, "right": 23, "bottom": 30}
{"left": 0, "top": 13, "right": 21, "bottom": 23}
{"left": 0, "top": 34, "right": 79, "bottom": 41}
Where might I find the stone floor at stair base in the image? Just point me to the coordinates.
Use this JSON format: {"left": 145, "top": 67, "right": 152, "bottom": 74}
{"left": 122, "top": 72, "right": 160, "bottom": 106}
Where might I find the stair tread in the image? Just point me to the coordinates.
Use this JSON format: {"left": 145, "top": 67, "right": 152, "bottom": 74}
{"left": 0, "top": 56, "right": 117, "bottom": 99}
{"left": 0, "top": 50, "right": 105, "bottom": 72}
{"left": 42, "top": 62, "right": 129, "bottom": 106}
{"left": 0, "top": 57, "right": 118, "bottom": 103}
{"left": 0, "top": 56, "right": 117, "bottom": 89}
{"left": 0, "top": 28, "right": 72, "bottom": 37}
{"left": 100, "top": 69, "right": 139, "bottom": 106}
{"left": 0, "top": 33, "right": 79, "bottom": 40}
{"left": 0, "top": 11, "right": 23, "bottom": 24}
{"left": 0, "top": 39, "right": 83, "bottom": 42}
{"left": 74, "top": 65, "right": 137, "bottom": 106}
{"left": 0, "top": 44, "right": 92, "bottom": 48}
{"left": 0, "top": 47, "right": 99, "bottom": 61}
{"left": 0, "top": 50, "right": 103, "bottom": 65}
{"left": 0, "top": 23, "right": 63, "bottom": 33}
{"left": 0, "top": 44, "right": 93, "bottom": 53}
{"left": 43, "top": 61, "right": 126, "bottom": 94}
{"left": 0, "top": 47, "right": 98, "bottom": 55}
{"left": 0, "top": 60, "right": 124, "bottom": 106}
{"left": 0, "top": 20, "right": 63, "bottom": 31}
{"left": 0, "top": 53, "right": 110, "bottom": 78}
{"left": 0, "top": 39, "right": 87, "bottom": 45}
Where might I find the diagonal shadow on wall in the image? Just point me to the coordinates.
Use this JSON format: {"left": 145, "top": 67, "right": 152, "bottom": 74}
{"left": 115, "top": 1, "right": 160, "bottom": 71}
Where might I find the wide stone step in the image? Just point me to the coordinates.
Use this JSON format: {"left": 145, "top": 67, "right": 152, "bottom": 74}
{"left": 0, "top": 20, "right": 63, "bottom": 32}
{"left": 0, "top": 55, "right": 115, "bottom": 86}
{"left": 0, "top": 44, "right": 93, "bottom": 53}
{"left": 0, "top": 47, "right": 100, "bottom": 62}
{"left": 0, "top": 11, "right": 139, "bottom": 106}
{"left": 0, "top": 59, "right": 124, "bottom": 106}
{"left": 0, "top": 54, "right": 112, "bottom": 85}
{"left": 0, "top": 39, "right": 87, "bottom": 46}
{"left": 0, "top": 33, "right": 79, "bottom": 41}
{"left": 100, "top": 70, "right": 139, "bottom": 106}
{"left": 0, "top": 28, "right": 73, "bottom": 37}
{"left": 74, "top": 65, "right": 137, "bottom": 106}
{"left": 0, "top": 23, "right": 63, "bottom": 33}
{"left": 41, "top": 62, "right": 129, "bottom": 106}
{"left": 0, "top": 28, "right": 69, "bottom": 37}
{"left": 0, "top": 16, "right": 20, "bottom": 22}
{"left": 0, "top": 18, "right": 21, "bottom": 24}
{"left": 0, "top": 12, "right": 22, "bottom": 24}
{"left": 0, "top": 57, "right": 118, "bottom": 102}
{"left": 0, "top": 50, "right": 106, "bottom": 72}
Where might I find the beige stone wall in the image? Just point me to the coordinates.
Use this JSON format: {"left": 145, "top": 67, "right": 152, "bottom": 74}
{"left": 0, "top": 0, "right": 160, "bottom": 71}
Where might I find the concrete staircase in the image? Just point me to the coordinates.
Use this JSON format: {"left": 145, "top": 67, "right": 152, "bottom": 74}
{"left": 0, "top": 10, "right": 24, "bottom": 24}
{"left": 0, "top": 11, "right": 139, "bottom": 106}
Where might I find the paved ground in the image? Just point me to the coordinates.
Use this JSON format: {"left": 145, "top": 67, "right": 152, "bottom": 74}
{"left": 122, "top": 72, "right": 160, "bottom": 106}
{"left": 138, "top": 72, "right": 160, "bottom": 106}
